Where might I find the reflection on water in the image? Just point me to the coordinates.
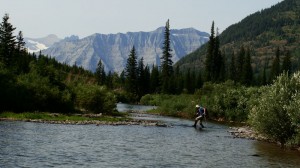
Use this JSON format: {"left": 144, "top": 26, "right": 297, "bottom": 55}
{"left": 1, "top": 105, "right": 300, "bottom": 167}
{"left": 253, "top": 141, "right": 300, "bottom": 167}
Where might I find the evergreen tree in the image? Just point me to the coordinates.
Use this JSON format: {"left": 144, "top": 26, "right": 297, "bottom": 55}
{"left": 95, "top": 59, "right": 106, "bottom": 85}
{"left": 191, "top": 70, "right": 196, "bottom": 93}
{"left": 195, "top": 71, "right": 203, "bottom": 89}
{"left": 160, "top": 19, "right": 173, "bottom": 93}
{"left": 219, "top": 50, "right": 226, "bottom": 82}
{"left": 184, "top": 69, "right": 194, "bottom": 94}
{"left": 15, "top": 31, "right": 29, "bottom": 73}
{"left": 120, "top": 70, "right": 126, "bottom": 86}
{"left": 282, "top": 50, "right": 291, "bottom": 75}
{"left": 16, "top": 31, "right": 25, "bottom": 52}
{"left": 0, "top": 13, "right": 16, "bottom": 67}
{"left": 174, "top": 65, "right": 183, "bottom": 94}
{"left": 205, "top": 23, "right": 224, "bottom": 82}
{"left": 144, "top": 65, "right": 151, "bottom": 94}
{"left": 212, "top": 29, "right": 223, "bottom": 82}
{"left": 271, "top": 47, "right": 281, "bottom": 81}
{"left": 241, "top": 48, "right": 253, "bottom": 85}
{"left": 125, "top": 46, "right": 138, "bottom": 95}
{"left": 137, "top": 57, "right": 145, "bottom": 97}
{"left": 261, "top": 65, "right": 267, "bottom": 85}
{"left": 229, "top": 51, "right": 236, "bottom": 81}
{"left": 205, "top": 21, "right": 215, "bottom": 81}
{"left": 168, "top": 75, "right": 176, "bottom": 94}
{"left": 111, "top": 72, "right": 121, "bottom": 89}
{"left": 106, "top": 71, "right": 113, "bottom": 89}
{"left": 150, "top": 64, "right": 160, "bottom": 93}
{"left": 236, "top": 46, "right": 245, "bottom": 82}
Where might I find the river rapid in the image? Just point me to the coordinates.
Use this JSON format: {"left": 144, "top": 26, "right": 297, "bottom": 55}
{"left": 0, "top": 104, "right": 299, "bottom": 167}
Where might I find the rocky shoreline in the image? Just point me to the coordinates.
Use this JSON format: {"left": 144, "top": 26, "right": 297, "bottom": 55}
{"left": 229, "top": 126, "right": 300, "bottom": 151}
{"left": 228, "top": 126, "right": 271, "bottom": 142}
{"left": 0, "top": 118, "right": 169, "bottom": 127}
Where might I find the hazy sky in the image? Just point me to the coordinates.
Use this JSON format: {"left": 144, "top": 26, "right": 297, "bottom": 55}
{"left": 1, "top": 0, "right": 283, "bottom": 38}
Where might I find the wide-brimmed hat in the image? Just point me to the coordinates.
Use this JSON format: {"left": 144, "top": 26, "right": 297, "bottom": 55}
{"left": 196, "top": 105, "right": 200, "bottom": 108}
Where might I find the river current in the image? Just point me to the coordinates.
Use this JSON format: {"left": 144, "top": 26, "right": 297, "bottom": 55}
{"left": 0, "top": 104, "right": 299, "bottom": 167}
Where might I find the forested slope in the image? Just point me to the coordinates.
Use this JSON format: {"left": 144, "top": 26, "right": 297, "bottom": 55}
{"left": 177, "top": 0, "right": 300, "bottom": 75}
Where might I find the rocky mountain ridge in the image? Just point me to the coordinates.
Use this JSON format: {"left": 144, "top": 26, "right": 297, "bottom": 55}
{"left": 40, "top": 27, "right": 209, "bottom": 73}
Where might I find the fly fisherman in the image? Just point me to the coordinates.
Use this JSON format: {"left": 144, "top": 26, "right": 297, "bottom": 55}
{"left": 193, "top": 105, "right": 206, "bottom": 128}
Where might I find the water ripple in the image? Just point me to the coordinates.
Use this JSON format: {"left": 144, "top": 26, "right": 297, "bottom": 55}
{"left": 1, "top": 117, "right": 300, "bottom": 167}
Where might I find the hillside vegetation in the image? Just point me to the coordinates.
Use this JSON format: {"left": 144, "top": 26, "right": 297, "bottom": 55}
{"left": 177, "top": 0, "right": 300, "bottom": 77}
{"left": 0, "top": 14, "right": 116, "bottom": 114}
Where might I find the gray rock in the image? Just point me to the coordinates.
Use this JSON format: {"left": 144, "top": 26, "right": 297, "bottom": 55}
{"left": 41, "top": 27, "right": 209, "bottom": 73}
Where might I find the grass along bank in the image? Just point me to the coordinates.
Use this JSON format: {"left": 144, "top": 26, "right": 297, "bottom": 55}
{"left": 0, "top": 111, "right": 131, "bottom": 124}
{"left": 0, "top": 111, "right": 166, "bottom": 126}
{"left": 140, "top": 94, "right": 198, "bottom": 119}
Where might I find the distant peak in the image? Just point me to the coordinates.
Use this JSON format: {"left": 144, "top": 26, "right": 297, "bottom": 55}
{"left": 46, "top": 34, "right": 59, "bottom": 38}
{"left": 64, "top": 35, "right": 79, "bottom": 41}
{"left": 153, "top": 27, "right": 165, "bottom": 33}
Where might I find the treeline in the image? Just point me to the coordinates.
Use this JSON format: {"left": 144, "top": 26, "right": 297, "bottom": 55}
{"left": 209, "top": 23, "right": 293, "bottom": 85}
{"left": 104, "top": 20, "right": 205, "bottom": 102}
{"left": 95, "top": 20, "right": 294, "bottom": 102}
{"left": 0, "top": 14, "right": 116, "bottom": 114}
{"left": 176, "top": 0, "right": 300, "bottom": 84}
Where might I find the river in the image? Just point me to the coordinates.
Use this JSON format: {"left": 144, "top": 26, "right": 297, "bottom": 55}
{"left": 0, "top": 104, "right": 299, "bottom": 167}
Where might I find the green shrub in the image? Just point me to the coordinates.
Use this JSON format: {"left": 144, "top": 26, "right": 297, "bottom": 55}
{"left": 194, "top": 81, "right": 262, "bottom": 122}
{"left": 74, "top": 84, "right": 116, "bottom": 114}
{"left": 140, "top": 94, "right": 198, "bottom": 119}
{"left": 17, "top": 71, "right": 74, "bottom": 112}
{"left": 139, "top": 94, "right": 153, "bottom": 105}
{"left": 249, "top": 72, "right": 300, "bottom": 147}
{"left": 140, "top": 94, "right": 169, "bottom": 106}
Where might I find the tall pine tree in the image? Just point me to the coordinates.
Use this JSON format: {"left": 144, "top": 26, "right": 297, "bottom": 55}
{"left": 282, "top": 50, "right": 291, "bottom": 75}
{"left": 144, "top": 65, "right": 151, "bottom": 94}
{"left": 95, "top": 59, "right": 106, "bottom": 85}
{"left": 137, "top": 57, "right": 145, "bottom": 98}
{"left": 205, "top": 21, "right": 215, "bottom": 81}
{"left": 271, "top": 47, "right": 281, "bottom": 81}
{"left": 15, "top": 31, "right": 29, "bottom": 73}
{"left": 229, "top": 51, "right": 236, "bottom": 81}
{"left": 150, "top": 64, "right": 160, "bottom": 93}
{"left": 160, "top": 19, "right": 173, "bottom": 93}
{"left": 212, "top": 30, "right": 224, "bottom": 82}
{"left": 236, "top": 46, "right": 245, "bottom": 82}
{"left": 241, "top": 48, "right": 253, "bottom": 86}
{"left": 0, "top": 13, "right": 16, "bottom": 67}
{"left": 125, "top": 46, "right": 138, "bottom": 95}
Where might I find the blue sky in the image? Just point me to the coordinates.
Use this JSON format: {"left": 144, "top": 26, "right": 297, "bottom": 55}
{"left": 0, "top": 0, "right": 283, "bottom": 38}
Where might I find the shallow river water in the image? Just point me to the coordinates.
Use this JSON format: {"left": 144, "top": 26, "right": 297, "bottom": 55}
{"left": 0, "top": 105, "right": 300, "bottom": 167}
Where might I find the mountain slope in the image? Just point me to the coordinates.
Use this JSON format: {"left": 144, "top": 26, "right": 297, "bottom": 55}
{"left": 41, "top": 28, "right": 209, "bottom": 73}
{"left": 25, "top": 34, "right": 61, "bottom": 53}
{"left": 177, "top": 0, "right": 300, "bottom": 73}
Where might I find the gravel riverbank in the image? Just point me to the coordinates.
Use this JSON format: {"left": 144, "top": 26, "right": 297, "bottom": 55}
{"left": 229, "top": 126, "right": 270, "bottom": 141}
{"left": 0, "top": 118, "right": 169, "bottom": 127}
{"left": 229, "top": 126, "right": 300, "bottom": 151}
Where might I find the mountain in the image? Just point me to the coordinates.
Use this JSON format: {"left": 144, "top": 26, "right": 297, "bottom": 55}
{"left": 25, "top": 34, "right": 61, "bottom": 53}
{"left": 41, "top": 28, "right": 209, "bottom": 73}
{"left": 177, "top": 0, "right": 300, "bottom": 73}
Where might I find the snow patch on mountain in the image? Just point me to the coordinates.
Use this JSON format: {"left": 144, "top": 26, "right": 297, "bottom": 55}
{"left": 26, "top": 40, "right": 48, "bottom": 53}
{"left": 25, "top": 34, "right": 61, "bottom": 53}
